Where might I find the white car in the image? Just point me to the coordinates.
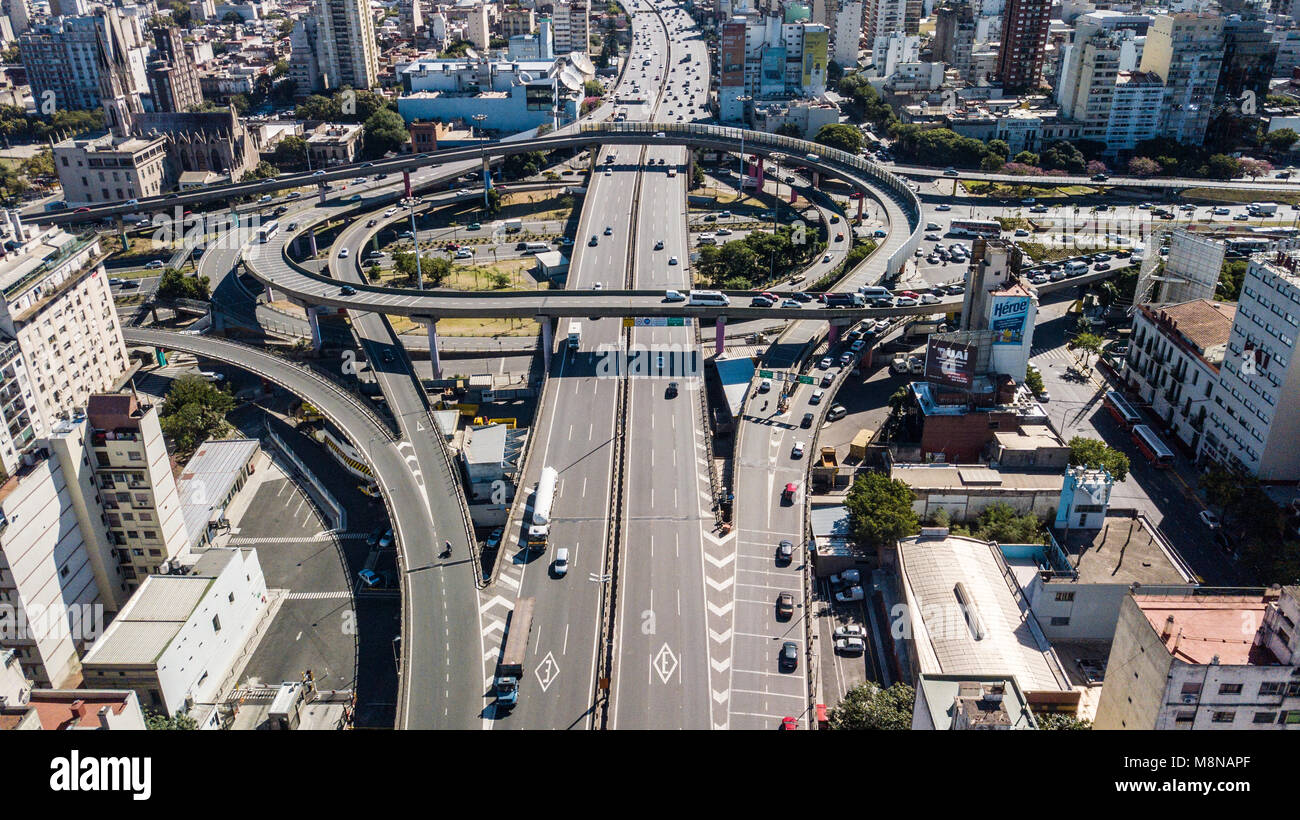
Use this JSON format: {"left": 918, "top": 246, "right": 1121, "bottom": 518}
{"left": 455, "top": 249, "right": 473, "bottom": 259}
{"left": 830, "top": 569, "right": 861, "bottom": 586}
{"left": 593, "top": 282, "right": 603, "bottom": 290}
{"left": 833, "top": 624, "right": 866, "bottom": 640}
{"left": 552, "top": 547, "right": 570, "bottom": 577}
{"left": 338, "top": 248, "right": 349, "bottom": 258}
{"left": 834, "top": 585, "right": 865, "bottom": 603}
{"left": 818, "top": 357, "right": 833, "bottom": 369}
{"left": 668, "top": 256, "right": 679, "bottom": 265}
{"left": 791, "top": 441, "right": 805, "bottom": 458}
{"left": 935, "top": 203, "right": 951, "bottom": 211}
{"left": 198, "top": 370, "right": 224, "bottom": 382}
{"left": 809, "top": 389, "right": 825, "bottom": 405}
{"left": 835, "top": 637, "right": 866, "bottom": 654}
{"left": 822, "top": 254, "right": 832, "bottom": 263}
{"left": 664, "top": 289, "right": 685, "bottom": 302}
{"left": 920, "top": 293, "right": 941, "bottom": 305}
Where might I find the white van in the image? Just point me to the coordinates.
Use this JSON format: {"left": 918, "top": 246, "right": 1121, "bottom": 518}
{"left": 697, "top": 233, "right": 717, "bottom": 245}
{"left": 688, "top": 289, "right": 730, "bottom": 306}
{"left": 858, "top": 285, "right": 891, "bottom": 299}
{"left": 1064, "top": 260, "right": 1089, "bottom": 274}
{"left": 522, "top": 242, "right": 550, "bottom": 254}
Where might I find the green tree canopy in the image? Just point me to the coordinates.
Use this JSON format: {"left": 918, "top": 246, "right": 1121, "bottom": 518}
{"left": 156, "top": 268, "right": 210, "bottom": 300}
{"left": 845, "top": 472, "right": 919, "bottom": 549}
{"left": 813, "top": 123, "right": 864, "bottom": 154}
{"left": 827, "top": 682, "right": 915, "bottom": 730}
{"left": 159, "top": 374, "right": 234, "bottom": 454}
{"left": 1067, "top": 436, "right": 1130, "bottom": 482}
{"left": 363, "top": 108, "right": 409, "bottom": 158}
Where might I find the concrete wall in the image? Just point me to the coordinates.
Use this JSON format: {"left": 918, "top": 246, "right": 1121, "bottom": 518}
{"left": 1093, "top": 594, "right": 1173, "bottom": 729}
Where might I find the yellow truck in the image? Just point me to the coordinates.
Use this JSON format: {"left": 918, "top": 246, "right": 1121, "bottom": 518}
{"left": 849, "top": 428, "right": 876, "bottom": 461}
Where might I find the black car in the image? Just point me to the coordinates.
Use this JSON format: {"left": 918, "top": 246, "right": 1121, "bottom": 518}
{"left": 340, "top": 285, "right": 357, "bottom": 296}
{"left": 820, "top": 373, "right": 834, "bottom": 388}
{"left": 801, "top": 412, "right": 814, "bottom": 428}
{"left": 791, "top": 291, "right": 814, "bottom": 303}
{"left": 589, "top": 235, "right": 599, "bottom": 246}
{"left": 779, "top": 641, "right": 798, "bottom": 671}
{"left": 665, "top": 381, "right": 679, "bottom": 399}
{"left": 870, "top": 297, "right": 893, "bottom": 308}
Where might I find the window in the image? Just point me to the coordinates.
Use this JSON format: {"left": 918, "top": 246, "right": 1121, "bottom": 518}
{"left": 1174, "top": 711, "right": 1195, "bottom": 723}
{"left": 1211, "top": 711, "right": 1235, "bottom": 723}
{"left": 1180, "top": 682, "right": 1202, "bottom": 696}
{"left": 1054, "top": 592, "right": 1075, "bottom": 602}
{"left": 1218, "top": 683, "right": 1243, "bottom": 695}
{"left": 212, "top": 614, "right": 222, "bottom": 632}
{"left": 1253, "top": 711, "right": 1276, "bottom": 724}
{"left": 1050, "top": 616, "right": 1070, "bottom": 626}
{"left": 1259, "top": 682, "right": 1283, "bottom": 696}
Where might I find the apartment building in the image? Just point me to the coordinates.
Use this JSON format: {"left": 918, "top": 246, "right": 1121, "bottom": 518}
{"left": 0, "top": 338, "right": 37, "bottom": 479}
{"left": 1056, "top": 24, "right": 1140, "bottom": 143}
{"left": 0, "top": 444, "right": 120, "bottom": 688}
{"left": 1199, "top": 251, "right": 1300, "bottom": 480}
{"left": 1094, "top": 586, "right": 1300, "bottom": 730}
{"left": 53, "top": 132, "right": 169, "bottom": 206}
{"left": 18, "top": 15, "right": 111, "bottom": 111}
{"left": 1139, "top": 13, "right": 1223, "bottom": 146}
{"left": 502, "top": 8, "right": 536, "bottom": 38}
{"left": 933, "top": 2, "right": 975, "bottom": 78}
{"left": 289, "top": 17, "right": 322, "bottom": 97}
{"left": 996, "top": 0, "right": 1052, "bottom": 91}
{"left": 1219, "top": 14, "right": 1277, "bottom": 104}
{"left": 80, "top": 547, "right": 267, "bottom": 718}
{"left": 1104, "top": 70, "right": 1164, "bottom": 153}
{"left": 831, "top": 0, "right": 863, "bottom": 67}
{"left": 466, "top": 2, "right": 490, "bottom": 50}
{"left": 551, "top": 0, "right": 589, "bottom": 56}
{"left": 0, "top": 229, "right": 128, "bottom": 436}
{"left": 1123, "top": 299, "right": 1235, "bottom": 454}
{"left": 865, "top": 0, "right": 908, "bottom": 45}
{"left": 309, "top": 0, "right": 379, "bottom": 90}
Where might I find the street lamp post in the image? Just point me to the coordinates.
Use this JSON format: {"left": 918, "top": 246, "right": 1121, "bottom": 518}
{"left": 405, "top": 196, "right": 423, "bottom": 289}
{"left": 770, "top": 152, "right": 784, "bottom": 233}
{"left": 473, "top": 113, "right": 489, "bottom": 208}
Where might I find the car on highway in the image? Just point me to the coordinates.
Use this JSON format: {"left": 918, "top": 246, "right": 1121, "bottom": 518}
{"left": 378, "top": 529, "right": 394, "bottom": 549}
{"left": 776, "top": 592, "right": 795, "bottom": 619}
{"left": 895, "top": 296, "right": 918, "bottom": 307}
{"left": 935, "top": 203, "right": 951, "bottom": 211}
{"left": 467, "top": 222, "right": 481, "bottom": 230}
{"left": 835, "top": 637, "right": 866, "bottom": 654}
{"left": 455, "top": 249, "right": 473, "bottom": 259}
{"left": 145, "top": 260, "right": 165, "bottom": 269}
{"left": 486, "top": 528, "right": 503, "bottom": 549}
{"left": 654, "top": 239, "right": 664, "bottom": 250}
{"left": 668, "top": 256, "right": 679, "bottom": 265}
{"left": 551, "top": 547, "right": 570, "bottom": 577}
{"left": 791, "top": 292, "right": 813, "bottom": 303}
{"left": 589, "top": 235, "right": 599, "bottom": 246}
{"left": 777, "top": 539, "right": 794, "bottom": 563}
{"left": 838, "top": 352, "right": 853, "bottom": 366}
{"left": 380, "top": 350, "right": 395, "bottom": 364}
{"left": 1029, "top": 205, "right": 1048, "bottom": 213}
{"left": 751, "top": 295, "right": 774, "bottom": 307}
{"left": 800, "top": 412, "right": 815, "bottom": 428}
{"left": 791, "top": 441, "right": 805, "bottom": 459}
{"left": 338, "top": 248, "right": 349, "bottom": 257}
{"left": 820, "top": 371, "right": 835, "bottom": 388}
{"left": 833, "top": 624, "right": 866, "bottom": 640}
{"left": 664, "top": 289, "right": 685, "bottom": 302}
{"left": 604, "top": 225, "right": 613, "bottom": 235}
{"left": 826, "top": 404, "right": 847, "bottom": 421}
{"left": 339, "top": 285, "right": 357, "bottom": 296}
{"left": 943, "top": 167, "right": 959, "bottom": 176}
{"left": 809, "top": 389, "right": 825, "bottom": 405}
{"left": 1199, "top": 510, "right": 1221, "bottom": 529}
{"left": 1014, "top": 228, "right": 1030, "bottom": 237}
{"left": 818, "top": 356, "right": 833, "bottom": 369}
{"left": 835, "top": 585, "right": 865, "bottom": 603}
{"left": 779, "top": 641, "right": 799, "bottom": 671}
{"left": 835, "top": 233, "right": 845, "bottom": 241}
{"left": 850, "top": 339, "right": 867, "bottom": 352}
{"left": 1091, "top": 172, "right": 1109, "bottom": 182}
{"left": 665, "top": 381, "right": 679, "bottom": 399}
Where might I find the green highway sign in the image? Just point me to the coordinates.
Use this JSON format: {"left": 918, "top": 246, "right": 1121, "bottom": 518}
{"left": 758, "top": 370, "right": 773, "bottom": 378}
{"left": 797, "top": 375, "right": 814, "bottom": 385}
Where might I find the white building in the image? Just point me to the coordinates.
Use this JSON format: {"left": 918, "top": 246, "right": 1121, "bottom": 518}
{"left": 551, "top": 0, "right": 589, "bottom": 56}
{"left": 1095, "top": 586, "right": 1300, "bottom": 730}
{"left": 80, "top": 547, "right": 267, "bottom": 718}
{"left": 1138, "top": 12, "right": 1223, "bottom": 146}
{"left": 0, "top": 225, "right": 128, "bottom": 443}
{"left": 1200, "top": 251, "right": 1300, "bottom": 480}
{"left": 397, "top": 54, "right": 590, "bottom": 133}
{"left": 831, "top": 0, "right": 863, "bottom": 67}
{"left": 1159, "top": 229, "right": 1226, "bottom": 304}
{"left": 1124, "top": 299, "right": 1233, "bottom": 454}
{"left": 307, "top": 0, "right": 379, "bottom": 90}
{"left": 870, "top": 31, "right": 919, "bottom": 79}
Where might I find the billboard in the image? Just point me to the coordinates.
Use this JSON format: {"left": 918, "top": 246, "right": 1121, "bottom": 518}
{"left": 721, "top": 22, "right": 746, "bottom": 87}
{"left": 989, "top": 293, "right": 1032, "bottom": 345}
{"left": 925, "top": 339, "right": 976, "bottom": 388}
{"left": 801, "top": 27, "right": 828, "bottom": 90}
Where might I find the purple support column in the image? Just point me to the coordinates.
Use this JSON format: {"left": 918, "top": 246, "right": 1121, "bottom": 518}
{"left": 539, "top": 317, "right": 553, "bottom": 372}
{"left": 425, "top": 319, "right": 442, "bottom": 380}
{"left": 827, "top": 322, "right": 841, "bottom": 346}
{"left": 715, "top": 315, "right": 726, "bottom": 356}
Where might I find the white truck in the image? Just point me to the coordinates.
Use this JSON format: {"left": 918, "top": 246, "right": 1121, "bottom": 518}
{"left": 527, "top": 466, "right": 557, "bottom": 549}
{"left": 504, "top": 218, "right": 523, "bottom": 233}
{"left": 1247, "top": 202, "right": 1278, "bottom": 217}
{"left": 568, "top": 322, "right": 582, "bottom": 350}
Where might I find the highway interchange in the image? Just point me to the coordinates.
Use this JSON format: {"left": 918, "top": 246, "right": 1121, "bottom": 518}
{"left": 42, "top": 0, "right": 1293, "bottom": 731}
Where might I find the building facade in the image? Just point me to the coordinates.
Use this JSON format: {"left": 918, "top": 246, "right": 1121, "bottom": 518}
{"left": 995, "top": 0, "right": 1051, "bottom": 91}
{"left": 1138, "top": 13, "right": 1223, "bottom": 146}
{"left": 310, "top": 0, "right": 379, "bottom": 90}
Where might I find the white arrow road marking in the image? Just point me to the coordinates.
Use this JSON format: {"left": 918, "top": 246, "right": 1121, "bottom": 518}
{"left": 704, "top": 551, "right": 735, "bottom": 569}
{"left": 706, "top": 575, "right": 733, "bottom": 592}
{"left": 709, "top": 627, "right": 733, "bottom": 644}
{"left": 712, "top": 689, "right": 730, "bottom": 704}
{"left": 710, "top": 657, "right": 731, "bottom": 673}
{"left": 707, "top": 600, "right": 734, "bottom": 617}
{"left": 478, "top": 594, "right": 514, "bottom": 615}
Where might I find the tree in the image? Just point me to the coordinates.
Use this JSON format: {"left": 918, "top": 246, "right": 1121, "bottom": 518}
{"left": 272, "top": 135, "right": 308, "bottom": 168}
{"left": 845, "top": 472, "right": 919, "bottom": 550}
{"left": 1085, "top": 159, "right": 1108, "bottom": 176}
{"left": 503, "top": 151, "right": 547, "bottom": 179}
{"left": 425, "top": 255, "right": 453, "bottom": 287}
{"left": 363, "top": 108, "right": 408, "bottom": 158}
{"left": 1013, "top": 150, "right": 1039, "bottom": 166}
{"left": 986, "top": 139, "right": 1010, "bottom": 160}
{"left": 159, "top": 374, "right": 234, "bottom": 454}
{"left": 968, "top": 502, "right": 1046, "bottom": 544}
{"left": 484, "top": 187, "right": 501, "bottom": 215}
{"left": 1068, "top": 436, "right": 1130, "bottom": 482}
{"left": 583, "top": 79, "right": 604, "bottom": 98}
{"left": 775, "top": 122, "right": 803, "bottom": 138}
{"left": 145, "top": 710, "right": 199, "bottom": 730}
{"left": 812, "top": 123, "right": 864, "bottom": 154}
{"left": 488, "top": 270, "right": 510, "bottom": 288}
{"left": 271, "top": 59, "right": 289, "bottom": 79}
{"left": 827, "top": 682, "right": 915, "bottom": 730}
{"left": 1127, "top": 156, "right": 1161, "bottom": 178}
{"left": 1035, "top": 712, "right": 1092, "bottom": 730}
{"left": 1239, "top": 158, "right": 1273, "bottom": 180}
{"left": 1264, "top": 128, "right": 1300, "bottom": 152}
{"left": 1204, "top": 153, "right": 1241, "bottom": 180}
{"left": 156, "top": 267, "right": 210, "bottom": 300}
{"left": 222, "top": 10, "right": 244, "bottom": 23}
{"left": 240, "top": 160, "right": 280, "bottom": 182}
{"left": 1069, "top": 331, "right": 1104, "bottom": 368}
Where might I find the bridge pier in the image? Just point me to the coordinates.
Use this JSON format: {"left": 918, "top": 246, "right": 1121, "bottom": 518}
{"left": 539, "top": 316, "right": 553, "bottom": 372}
{"left": 307, "top": 305, "right": 323, "bottom": 353}
{"left": 715, "top": 315, "right": 726, "bottom": 356}
{"left": 857, "top": 197, "right": 864, "bottom": 220}
{"left": 317, "top": 183, "right": 329, "bottom": 205}
{"left": 482, "top": 157, "right": 492, "bottom": 207}
{"left": 308, "top": 229, "right": 319, "bottom": 258}
{"left": 827, "top": 321, "right": 843, "bottom": 346}
{"left": 417, "top": 318, "right": 443, "bottom": 379}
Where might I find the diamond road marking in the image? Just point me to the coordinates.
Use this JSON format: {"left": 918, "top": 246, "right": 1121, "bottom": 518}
{"left": 535, "top": 652, "right": 560, "bottom": 691}
{"left": 653, "top": 643, "right": 679, "bottom": 684}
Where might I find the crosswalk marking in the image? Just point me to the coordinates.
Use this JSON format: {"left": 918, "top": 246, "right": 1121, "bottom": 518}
{"left": 285, "top": 591, "right": 351, "bottom": 600}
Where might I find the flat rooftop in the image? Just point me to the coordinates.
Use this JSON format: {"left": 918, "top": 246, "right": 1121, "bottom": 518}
{"left": 176, "top": 438, "right": 259, "bottom": 545}
{"left": 898, "top": 532, "right": 1071, "bottom": 692}
{"left": 1052, "top": 513, "right": 1195, "bottom": 586}
{"left": 891, "top": 463, "right": 1064, "bottom": 492}
{"left": 1136, "top": 592, "right": 1280, "bottom": 666}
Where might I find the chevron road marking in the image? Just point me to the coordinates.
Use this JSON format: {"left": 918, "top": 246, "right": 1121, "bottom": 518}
{"left": 707, "top": 600, "right": 734, "bottom": 617}
{"left": 478, "top": 594, "right": 514, "bottom": 615}
{"left": 709, "top": 627, "right": 732, "bottom": 644}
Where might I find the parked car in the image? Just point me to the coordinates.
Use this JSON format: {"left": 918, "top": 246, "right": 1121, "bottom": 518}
{"left": 835, "top": 585, "right": 865, "bottom": 603}
{"left": 779, "top": 641, "right": 798, "bottom": 670}
{"left": 833, "top": 624, "right": 866, "bottom": 639}
{"left": 1199, "top": 510, "right": 1221, "bottom": 529}
{"left": 830, "top": 569, "right": 861, "bottom": 587}
{"left": 777, "top": 539, "right": 794, "bottom": 563}
{"left": 776, "top": 592, "right": 795, "bottom": 619}
{"left": 835, "top": 637, "right": 866, "bottom": 654}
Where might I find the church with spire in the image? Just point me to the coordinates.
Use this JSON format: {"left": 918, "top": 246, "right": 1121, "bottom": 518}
{"left": 52, "top": 9, "right": 258, "bottom": 206}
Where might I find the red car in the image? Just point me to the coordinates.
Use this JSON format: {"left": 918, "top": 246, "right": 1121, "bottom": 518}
{"left": 74, "top": 207, "right": 91, "bottom": 213}
{"left": 899, "top": 291, "right": 920, "bottom": 300}
{"left": 758, "top": 291, "right": 779, "bottom": 302}
{"left": 780, "top": 716, "right": 798, "bottom": 730}
{"left": 781, "top": 482, "right": 797, "bottom": 503}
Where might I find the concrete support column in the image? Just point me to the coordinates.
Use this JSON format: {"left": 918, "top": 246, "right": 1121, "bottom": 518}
{"left": 308, "top": 230, "right": 319, "bottom": 258}
{"left": 318, "top": 183, "right": 329, "bottom": 205}
{"left": 827, "top": 321, "right": 841, "bottom": 346}
{"left": 307, "top": 306, "right": 322, "bottom": 353}
{"left": 857, "top": 197, "right": 864, "bottom": 220}
{"left": 715, "top": 315, "right": 726, "bottom": 356}
{"left": 812, "top": 171, "right": 820, "bottom": 188}
{"left": 539, "top": 316, "right": 553, "bottom": 372}
{"left": 117, "top": 218, "right": 129, "bottom": 252}
{"left": 420, "top": 318, "right": 443, "bottom": 380}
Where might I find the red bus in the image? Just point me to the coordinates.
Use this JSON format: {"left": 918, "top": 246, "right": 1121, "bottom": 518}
{"left": 1104, "top": 391, "right": 1141, "bottom": 429}
{"left": 1131, "top": 425, "right": 1174, "bottom": 468}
